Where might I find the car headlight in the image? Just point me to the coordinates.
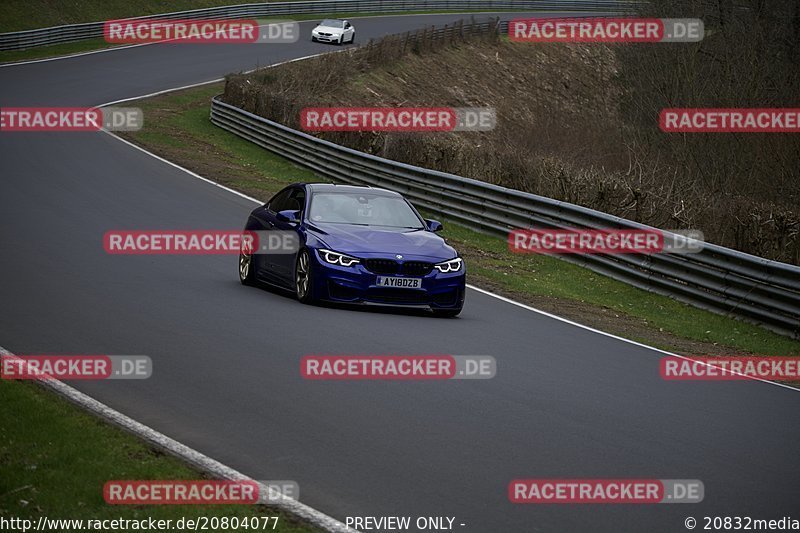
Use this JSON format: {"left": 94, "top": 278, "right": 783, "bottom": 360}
{"left": 319, "top": 249, "right": 360, "bottom": 267}
{"left": 434, "top": 257, "right": 463, "bottom": 273}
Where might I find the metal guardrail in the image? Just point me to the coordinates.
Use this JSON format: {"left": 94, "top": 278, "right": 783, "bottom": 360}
{"left": 0, "top": 0, "right": 636, "bottom": 51}
{"left": 209, "top": 93, "right": 800, "bottom": 338}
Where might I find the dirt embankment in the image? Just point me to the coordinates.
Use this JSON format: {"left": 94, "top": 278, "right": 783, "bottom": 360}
{"left": 223, "top": 7, "right": 800, "bottom": 264}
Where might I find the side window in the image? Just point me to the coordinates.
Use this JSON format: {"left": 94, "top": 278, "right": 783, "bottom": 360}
{"left": 289, "top": 189, "right": 306, "bottom": 215}
{"left": 267, "top": 189, "right": 292, "bottom": 213}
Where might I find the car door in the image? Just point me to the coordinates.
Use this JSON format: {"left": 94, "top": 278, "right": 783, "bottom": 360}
{"left": 255, "top": 188, "right": 293, "bottom": 284}
{"left": 343, "top": 21, "right": 353, "bottom": 41}
{"left": 271, "top": 187, "right": 306, "bottom": 286}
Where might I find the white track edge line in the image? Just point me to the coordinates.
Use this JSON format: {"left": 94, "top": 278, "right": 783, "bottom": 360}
{"left": 466, "top": 284, "right": 800, "bottom": 392}
{"left": 0, "top": 9, "right": 582, "bottom": 68}
{"left": 0, "top": 42, "right": 151, "bottom": 68}
{"left": 96, "top": 49, "right": 800, "bottom": 395}
{"left": 98, "top": 51, "right": 330, "bottom": 107}
{"left": 104, "top": 131, "right": 262, "bottom": 204}
{"left": 1, "top": 19, "right": 316, "bottom": 68}
{"left": 104, "top": 128, "right": 800, "bottom": 395}
{"left": 0, "top": 347, "right": 359, "bottom": 533}
{"left": 95, "top": 42, "right": 800, "bottom": 395}
{"left": 8, "top": 8, "right": 792, "bottom": 533}
{"left": 0, "top": 19, "right": 290, "bottom": 68}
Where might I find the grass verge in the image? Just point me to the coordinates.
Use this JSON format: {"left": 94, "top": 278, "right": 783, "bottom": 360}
{"left": 0, "top": 0, "right": 318, "bottom": 32}
{"left": 0, "top": 38, "right": 123, "bottom": 64}
{"left": 0, "top": 379, "right": 319, "bottom": 531}
{"left": 119, "top": 83, "right": 800, "bottom": 356}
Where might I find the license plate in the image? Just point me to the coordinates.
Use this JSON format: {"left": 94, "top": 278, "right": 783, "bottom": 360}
{"left": 376, "top": 276, "right": 422, "bottom": 289}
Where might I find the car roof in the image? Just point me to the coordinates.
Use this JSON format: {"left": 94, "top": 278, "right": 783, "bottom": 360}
{"left": 304, "top": 183, "right": 400, "bottom": 197}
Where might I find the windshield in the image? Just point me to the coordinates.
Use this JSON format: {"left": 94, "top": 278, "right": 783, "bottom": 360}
{"left": 319, "top": 19, "right": 343, "bottom": 28}
{"left": 308, "top": 192, "right": 425, "bottom": 229}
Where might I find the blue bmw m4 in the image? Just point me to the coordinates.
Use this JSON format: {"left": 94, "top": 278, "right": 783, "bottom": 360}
{"left": 238, "top": 183, "right": 466, "bottom": 316}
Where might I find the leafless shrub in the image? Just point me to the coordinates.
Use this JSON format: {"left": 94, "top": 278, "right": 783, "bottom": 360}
{"left": 221, "top": 10, "right": 799, "bottom": 264}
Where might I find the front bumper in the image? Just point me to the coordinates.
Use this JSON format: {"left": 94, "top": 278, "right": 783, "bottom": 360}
{"left": 312, "top": 32, "right": 341, "bottom": 43}
{"left": 309, "top": 250, "right": 466, "bottom": 310}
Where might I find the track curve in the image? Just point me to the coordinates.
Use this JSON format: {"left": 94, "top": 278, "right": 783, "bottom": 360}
{"left": 1, "top": 11, "right": 799, "bottom": 533}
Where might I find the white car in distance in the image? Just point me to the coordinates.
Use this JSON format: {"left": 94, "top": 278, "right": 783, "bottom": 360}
{"left": 311, "top": 19, "right": 355, "bottom": 44}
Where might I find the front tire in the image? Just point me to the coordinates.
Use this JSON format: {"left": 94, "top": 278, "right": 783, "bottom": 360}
{"left": 295, "top": 249, "right": 314, "bottom": 304}
{"left": 349, "top": 31, "right": 355, "bottom": 43}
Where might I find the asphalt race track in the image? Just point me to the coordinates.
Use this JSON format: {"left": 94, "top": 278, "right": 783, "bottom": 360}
{"left": 1, "top": 12, "right": 799, "bottom": 533}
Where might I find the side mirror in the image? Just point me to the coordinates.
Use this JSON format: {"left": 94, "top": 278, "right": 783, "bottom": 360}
{"left": 277, "top": 210, "right": 301, "bottom": 223}
{"left": 426, "top": 219, "right": 443, "bottom": 232}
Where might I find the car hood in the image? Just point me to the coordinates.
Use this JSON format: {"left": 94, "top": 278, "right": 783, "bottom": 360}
{"left": 308, "top": 223, "right": 456, "bottom": 261}
{"left": 314, "top": 25, "right": 344, "bottom": 33}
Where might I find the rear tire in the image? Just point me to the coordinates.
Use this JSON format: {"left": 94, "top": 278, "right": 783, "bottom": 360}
{"left": 295, "top": 249, "right": 314, "bottom": 304}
